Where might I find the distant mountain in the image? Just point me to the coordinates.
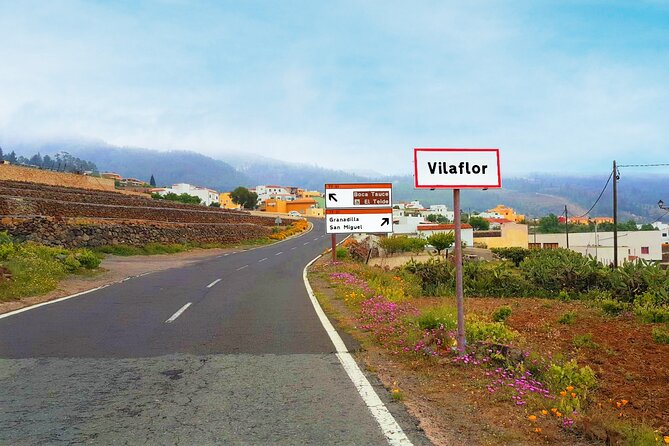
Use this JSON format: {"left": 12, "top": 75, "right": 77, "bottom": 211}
{"left": 220, "top": 152, "right": 368, "bottom": 190}
{"left": 388, "top": 174, "right": 669, "bottom": 222}
{"left": 11, "top": 142, "right": 252, "bottom": 192}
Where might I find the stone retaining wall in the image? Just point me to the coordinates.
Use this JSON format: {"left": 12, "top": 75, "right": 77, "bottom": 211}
{"left": 0, "top": 217, "right": 272, "bottom": 248}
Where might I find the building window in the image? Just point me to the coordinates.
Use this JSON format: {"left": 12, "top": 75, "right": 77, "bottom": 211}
{"left": 641, "top": 246, "right": 649, "bottom": 254}
{"left": 528, "top": 243, "right": 541, "bottom": 249}
{"left": 543, "top": 243, "right": 559, "bottom": 249}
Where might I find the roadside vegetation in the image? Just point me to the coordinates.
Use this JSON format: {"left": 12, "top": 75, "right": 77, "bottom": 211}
{"left": 0, "top": 231, "right": 101, "bottom": 301}
{"left": 309, "top": 241, "right": 669, "bottom": 445}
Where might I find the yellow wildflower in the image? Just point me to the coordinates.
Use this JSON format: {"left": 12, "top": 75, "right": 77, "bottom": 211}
{"left": 571, "top": 392, "right": 577, "bottom": 398}
{"left": 560, "top": 391, "right": 567, "bottom": 396}
{"left": 566, "top": 385, "right": 574, "bottom": 392}
{"left": 528, "top": 415, "right": 537, "bottom": 422}
{"left": 541, "top": 410, "right": 548, "bottom": 416}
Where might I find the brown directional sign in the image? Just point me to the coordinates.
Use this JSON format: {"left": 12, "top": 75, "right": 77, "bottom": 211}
{"left": 352, "top": 191, "right": 390, "bottom": 206}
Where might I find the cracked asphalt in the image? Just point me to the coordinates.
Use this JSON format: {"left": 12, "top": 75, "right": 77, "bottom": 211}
{"left": 0, "top": 220, "right": 432, "bottom": 445}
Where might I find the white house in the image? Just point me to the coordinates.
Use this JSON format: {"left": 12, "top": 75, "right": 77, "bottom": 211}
{"left": 158, "top": 183, "right": 220, "bottom": 206}
{"left": 478, "top": 211, "right": 505, "bottom": 219}
{"left": 393, "top": 215, "right": 428, "bottom": 235}
{"left": 651, "top": 223, "right": 669, "bottom": 245}
{"left": 532, "top": 230, "right": 662, "bottom": 266}
{"left": 255, "top": 185, "right": 295, "bottom": 204}
{"left": 419, "top": 205, "right": 454, "bottom": 221}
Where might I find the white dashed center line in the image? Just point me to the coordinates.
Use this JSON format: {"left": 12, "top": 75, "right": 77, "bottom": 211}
{"left": 275, "top": 251, "right": 283, "bottom": 256}
{"left": 165, "top": 302, "right": 192, "bottom": 323}
{"left": 206, "top": 279, "right": 221, "bottom": 288}
{"left": 259, "top": 257, "right": 268, "bottom": 262}
{"left": 304, "top": 242, "right": 309, "bottom": 245}
{"left": 291, "top": 246, "right": 297, "bottom": 250}
{"left": 236, "top": 265, "right": 248, "bottom": 271}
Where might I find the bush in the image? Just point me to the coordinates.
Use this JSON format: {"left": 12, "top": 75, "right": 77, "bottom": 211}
{"left": 491, "top": 305, "right": 512, "bottom": 322}
{"left": 543, "top": 359, "right": 597, "bottom": 393}
{"left": 466, "top": 316, "right": 517, "bottom": 344}
{"left": 600, "top": 299, "right": 627, "bottom": 316}
{"left": 558, "top": 311, "right": 577, "bottom": 325}
{"left": 634, "top": 305, "right": 669, "bottom": 324}
{"left": 520, "top": 248, "right": 604, "bottom": 294}
{"left": 414, "top": 306, "right": 457, "bottom": 330}
{"left": 75, "top": 249, "right": 101, "bottom": 269}
{"left": 573, "top": 333, "right": 599, "bottom": 349}
{"left": 403, "top": 258, "right": 454, "bottom": 296}
{"left": 335, "top": 247, "right": 349, "bottom": 260}
{"left": 464, "top": 261, "right": 537, "bottom": 298}
{"left": 378, "top": 236, "right": 425, "bottom": 255}
{"left": 491, "top": 247, "right": 531, "bottom": 267}
{"left": 607, "top": 260, "right": 669, "bottom": 303}
{"left": 651, "top": 326, "right": 669, "bottom": 344}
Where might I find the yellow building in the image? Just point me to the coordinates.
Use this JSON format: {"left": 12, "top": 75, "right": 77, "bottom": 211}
{"left": 298, "top": 190, "right": 322, "bottom": 199}
{"left": 219, "top": 192, "right": 241, "bottom": 210}
{"left": 487, "top": 205, "right": 525, "bottom": 223}
{"left": 474, "top": 222, "right": 529, "bottom": 249}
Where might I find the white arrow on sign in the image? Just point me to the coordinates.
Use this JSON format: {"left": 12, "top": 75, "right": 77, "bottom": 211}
{"left": 325, "top": 183, "right": 392, "bottom": 209}
{"left": 326, "top": 208, "right": 393, "bottom": 234}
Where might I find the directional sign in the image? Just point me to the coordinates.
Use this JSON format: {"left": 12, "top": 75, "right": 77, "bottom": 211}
{"left": 414, "top": 148, "right": 501, "bottom": 189}
{"left": 325, "top": 183, "right": 392, "bottom": 209}
{"left": 326, "top": 208, "right": 393, "bottom": 234}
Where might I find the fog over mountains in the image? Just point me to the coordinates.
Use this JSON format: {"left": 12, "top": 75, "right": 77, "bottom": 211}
{"left": 6, "top": 141, "right": 668, "bottom": 222}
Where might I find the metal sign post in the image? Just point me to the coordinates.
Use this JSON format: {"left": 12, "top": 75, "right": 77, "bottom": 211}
{"left": 414, "top": 148, "right": 502, "bottom": 354}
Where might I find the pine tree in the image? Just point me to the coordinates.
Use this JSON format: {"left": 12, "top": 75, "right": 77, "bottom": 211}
{"left": 7, "top": 151, "right": 17, "bottom": 163}
{"left": 0, "top": 146, "right": 4, "bottom": 161}
{"left": 150, "top": 174, "right": 156, "bottom": 187}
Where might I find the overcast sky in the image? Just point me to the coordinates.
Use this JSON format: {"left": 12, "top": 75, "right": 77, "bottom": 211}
{"left": 1, "top": 1, "right": 668, "bottom": 175}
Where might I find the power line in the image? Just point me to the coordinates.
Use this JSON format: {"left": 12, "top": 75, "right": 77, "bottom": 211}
{"left": 617, "top": 163, "right": 669, "bottom": 168}
{"left": 571, "top": 171, "right": 613, "bottom": 219}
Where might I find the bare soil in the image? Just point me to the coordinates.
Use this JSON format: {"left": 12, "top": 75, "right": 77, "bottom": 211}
{"left": 309, "top": 257, "right": 669, "bottom": 445}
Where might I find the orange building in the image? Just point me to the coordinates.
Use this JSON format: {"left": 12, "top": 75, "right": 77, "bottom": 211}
{"left": 487, "top": 205, "right": 525, "bottom": 223}
{"left": 263, "top": 197, "right": 317, "bottom": 215}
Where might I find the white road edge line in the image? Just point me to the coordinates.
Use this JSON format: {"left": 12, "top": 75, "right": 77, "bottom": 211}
{"left": 206, "top": 279, "right": 222, "bottom": 288}
{"left": 165, "top": 302, "right": 192, "bottom": 323}
{"left": 236, "top": 265, "right": 248, "bottom": 271}
{"left": 302, "top": 254, "right": 413, "bottom": 446}
{"left": 258, "top": 257, "right": 268, "bottom": 262}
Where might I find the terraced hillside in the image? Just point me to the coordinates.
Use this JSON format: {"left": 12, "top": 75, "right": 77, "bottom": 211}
{"left": 0, "top": 181, "right": 276, "bottom": 248}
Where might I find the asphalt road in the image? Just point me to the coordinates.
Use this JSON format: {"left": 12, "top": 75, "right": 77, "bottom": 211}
{"left": 0, "top": 220, "right": 431, "bottom": 445}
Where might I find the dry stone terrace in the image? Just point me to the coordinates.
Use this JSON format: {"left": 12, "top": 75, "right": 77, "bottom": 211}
{"left": 0, "top": 180, "right": 277, "bottom": 248}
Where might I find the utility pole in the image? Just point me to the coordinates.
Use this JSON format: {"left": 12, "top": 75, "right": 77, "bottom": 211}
{"left": 613, "top": 160, "right": 618, "bottom": 268}
{"left": 564, "top": 205, "right": 570, "bottom": 249}
{"left": 453, "top": 189, "right": 465, "bottom": 354}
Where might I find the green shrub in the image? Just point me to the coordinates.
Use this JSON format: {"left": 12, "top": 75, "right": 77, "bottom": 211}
{"left": 0, "top": 231, "right": 12, "bottom": 245}
{"left": 491, "top": 247, "right": 532, "bottom": 267}
{"left": 573, "top": 333, "right": 599, "bottom": 349}
{"left": 520, "top": 248, "right": 605, "bottom": 294}
{"left": 414, "top": 306, "right": 457, "bottom": 330}
{"left": 558, "top": 311, "right": 577, "bottom": 325}
{"left": 491, "top": 305, "right": 512, "bottom": 322}
{"left": 426, "top": 232, "right": 455, "bottom": 255}
{"left": 76, "top": 249, "right": 101, "bottom": 269}
{"left": 466, "top": 316, "right": 517, "bottom": 344}
{"left": 95, "top": 245, "right": 144, "bottom": 256}
{"left": 634, "top": 305, "right": 669, "bottom": 324}
{"left": 651, "top": 326, "right": 669, "bottom": 344}
{"left": 543, "top": 359, "right": 597, "bottom": 393}
{"left": 607, "top": 260, "right": 669, "bottom": 303}
{"left": 335, "top": 247, "right": 349, "bottom": 260}
{"left": 403, "top": 258, "right": 455, "bottom": 296}
{"left": 378, "top": 236, "right": 416, "bottom": 255}
{"left": 63, "top": 254, "right": 81, "bottom": 272}
{"left": 0, "top": 242, "right": 15, "bottom": 260}
{"left": 464, "top": 261, "right": 536, "bottom": 298}
{"left": 600, "top": 299, "right": 627, "bottom": 316}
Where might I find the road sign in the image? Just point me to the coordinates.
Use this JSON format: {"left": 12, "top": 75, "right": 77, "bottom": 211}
{"left": 325, "top": 208, "right": 393, "bottom": 234}
{"left": 414, "top": 148, "right": 501, "bottom": 189}
{"left": 325, "top": 183, "right": 392, "bottom": 209}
